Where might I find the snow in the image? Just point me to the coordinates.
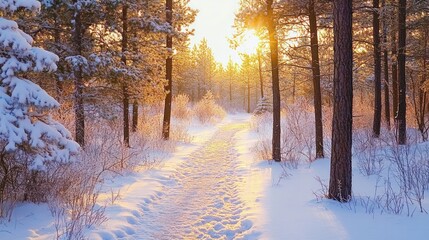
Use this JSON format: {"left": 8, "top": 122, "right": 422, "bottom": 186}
{"left": 0, "top": 0, "right": 77, "bottom": 168}
{"left": 233, "top": 118, "right": 429, "bottom": 240}
{"left": 0, "top": 0, "right": 40, "bottom": 12}
{"left": 1, "top": 113, "right": 429, "bottom": 239}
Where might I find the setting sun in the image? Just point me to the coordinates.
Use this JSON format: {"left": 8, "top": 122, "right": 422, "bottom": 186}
{"left": 236, "top": 30, "right": 261, "bottom": 55}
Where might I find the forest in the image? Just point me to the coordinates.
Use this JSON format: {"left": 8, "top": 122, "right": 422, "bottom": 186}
{"left": 0, "top": 0, "right": 429, "bottom": 239}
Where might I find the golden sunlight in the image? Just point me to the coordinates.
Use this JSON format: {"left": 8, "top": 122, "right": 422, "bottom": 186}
{"left": 236, "top": 30, "right": 261, "bottom": 55}
{"left": 189, "top": 0, "right": 241, "bottom": 66}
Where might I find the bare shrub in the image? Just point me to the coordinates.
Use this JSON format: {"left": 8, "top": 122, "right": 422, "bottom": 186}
{"left": 350, "top": 140, "right": 429, "bottom": 216}
{"left": 254, "top": 138, "right": 272, "bottom": 161}
{"left": 139, "top": 113, "right": 164, "bottom": 140}
{"left": 275, "top": 162, "right": 292, "bottom": 185}
{"left": 384, "top": 142, "right": 429, "bottom": 214}
{"left": 353, "top": 129, "right": 385, "bottom": 176}
{"left": 313, "top": 176, "right": 329, "bottom": 202}
{"left": 283, "top": 99, "right": 316, "bottom": 163}
{"left": 0, "top": 150, "right": 69, "bottom": 220}
{"left": 1, "top": 94, "right": 186, "bottom": 235}
{"left": 353, "top": 98, "right": 374, "bottom": 130}
{"left": 251, "top": 99, "right": 317, "bottom": 166}
{"left": 45, "top": 119, "right": 138, "bottom": 239}
{"left": 170, "top": 122, "right": 193, "bottom": 143}
{"left": 172, "top": 94, "right": 191, "bottom": 120}
{"left": 251, "top": 113, "right": 273, "bottom": 161}
{"left": 280, "top": 130, "right": 300, "bottom": 169}
{"left": 322, "top": 106, "right": 333, "bottom": 157}
{"left": 44, "top": 114, "right": 163, "bottom": 238}
{"left": 48, "top": 161, "right": 107, "bottom": 240}
{"left": 194, "top": 91, "right": 226, "bottom": 124}
{"left": 135, "top": 112, "right": 190, "bottom": 154}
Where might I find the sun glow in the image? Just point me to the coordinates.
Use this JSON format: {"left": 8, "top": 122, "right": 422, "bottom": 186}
{"left": 236, "top": 30, "right": 261, "bottom": 55}
{"left": 189, "top": 0, "right": 241, "bottom": 66}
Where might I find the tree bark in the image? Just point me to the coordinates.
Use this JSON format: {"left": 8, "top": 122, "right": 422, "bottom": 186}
{"left": 162, "top": 0, "right": 173, "bottom": 140}
{"left": 396, "top": 0, "right": 407, "bottom": 144}
{"left": 53, "top": 14, "right": 63, "bottom": 101}
{"left": 132, "top": 34, "right": 139, "bottom": 133}
{"left": 132, "top": 100, "right": 138, "bottom": 132}
{"left": 309, "top": 0, "right": 324, "bottom": 159}
{"left": 73, "top": 8, "right": 85, "bottom": 147}
{"left": 267, "top": 0, "right": 281, "bottom": 162}
{"left": 122, "top": 4, "right": 130, "bottom": 147}
{"left": 328, "top": 0, "right": 353, "bottom": 202}
{"left": 382, "top": 0, "right": 390, "bottom": 129}
{"left": 383, "top": 43, "right": 391, "bottom": 129}
{"left": 372, "top": 0, "right": 382, "bottom": 137}
{"left": 392, "top": 22, "right": 399, "bottom": 119}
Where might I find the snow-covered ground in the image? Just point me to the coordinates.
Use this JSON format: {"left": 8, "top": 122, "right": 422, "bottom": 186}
{"left": 1, "top": 113, "right": 429, "bottom": 239}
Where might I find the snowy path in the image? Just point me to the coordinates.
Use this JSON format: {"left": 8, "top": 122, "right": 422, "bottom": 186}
{"left": 3, "top": 114, "right": 429, "bottom": 240}
{"left": 129, "top": 121, "right": 257, "bottom": 239}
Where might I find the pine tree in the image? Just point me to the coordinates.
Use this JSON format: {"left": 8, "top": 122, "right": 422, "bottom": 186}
{"left": 266, "top": 0, "right": 281, "bottom": 162}
{"left": 162, "top": 0, "right": 174, "bottom": 140}
{"left": 0, "top": 0, "right": 79, "bottom": 212}
{"left": 308, "top": 0, "right": 324, "bottom": 158}
{"left": 194, "top": 39, "right": 217, "bottom": 100}
{"left": 328, "top": 0, "right": 353, "bottom": 202}
{"left": 253, "top": 97, "right": 273, "bottom": 115}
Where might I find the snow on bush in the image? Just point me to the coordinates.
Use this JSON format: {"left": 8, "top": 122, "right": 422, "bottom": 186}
{"left": 0, "top": 1, "right": 79, "bottom": 218}
{"left": 250, "top": 112, "right": 272, "bottom": 161}
{"left": 172, "top": 94, "right": 191, "bottom": 120}
{"left": 252, "top": 99, "right": 317, "bottom": 165}
{"left": 194, "top": 91, "right": 226, "bottom": 124}
{"left": 253, "top": 97, "right": 272, "bottom": 115}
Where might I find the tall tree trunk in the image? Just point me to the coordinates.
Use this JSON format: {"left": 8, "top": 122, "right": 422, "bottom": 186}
{"left": 396, "top": 0, "right": 407, "bottom": 144}
{"left": 132, "top": 33, "right": 139, "bottom": 133}
{"left": 132, "top": 100, "right": 138, "bottom": 132}
{"left": 383, "top": 42, "right": 391, "bottom": 130}
{"left": 392, "top": 22, "right": 399, "bottom": 119}
{"left": 53, "top": 15, "right": 63, "bottom": 101}
{"left": 267, "top": 0, "right": 281, "bottom": 162}
{"left": 257, "top": 48, "right": 264, "bottom": 98}
{"left": 73, "top": 9, "right": 85, "bottom": 147}
{"left": 309, "top": 0, "right": 324, "bottom": 159}
{"left": 372, "top": 0, "right": 382, "bottom": 137}
{"left": 162, "top": 0, "right": 173, "bottom": 140}
{"left": 328, "top": 0, "right": 353, "bottom": 202}
{"left": 122, "top": 4, "right": 130, "bottom": 147}
{"left": 382, "top": 0, "right": 390, "bottom": 129}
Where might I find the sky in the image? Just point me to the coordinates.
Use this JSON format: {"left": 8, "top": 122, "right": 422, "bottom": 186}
{"left": 188, "top": 0, "right": 241, "bottom": 65}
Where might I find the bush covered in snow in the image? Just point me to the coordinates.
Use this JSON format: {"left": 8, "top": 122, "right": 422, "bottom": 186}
{"left": 194, "top": 91, "right": 226, "bottom": 124}
{"left": 0, "top": 1, "right": 79, "bottom": 218}
{"left": 253, "top": 97, "right": 272, "bottom": 115}
{"left": 173, "top": 94, "right": 191, "bottom": 120}
{"left": 252, "top": 99, "right": 318, "bottom": 165}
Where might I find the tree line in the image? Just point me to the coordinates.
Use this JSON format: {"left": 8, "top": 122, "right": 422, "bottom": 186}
{"left": 234, "top": 0, "right": 428, "bottom": 202}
